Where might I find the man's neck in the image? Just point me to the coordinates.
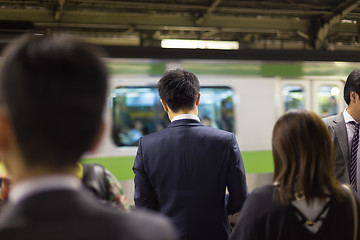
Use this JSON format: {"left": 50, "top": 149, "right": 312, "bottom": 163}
{"left": 347, "top": 106, "right": 360, "bottom": 123}
{"left": 168, "top": 109, "right": 198, "bottom": 121}
{"left": 10, "top": 164, "right": 78, "bottom": 185}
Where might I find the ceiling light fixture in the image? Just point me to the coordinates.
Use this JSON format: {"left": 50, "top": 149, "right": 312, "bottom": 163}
{"left": 161, "top": 39, "right": 239, "bottom": 50}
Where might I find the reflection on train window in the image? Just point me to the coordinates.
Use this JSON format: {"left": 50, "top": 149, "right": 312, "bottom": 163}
{"left": 318, "top": 85, "right": 341, "bottom": 117}
{"left": 283, "top": 85, "right": 305, "bottom": 112}
{"left": 111, "top": 86, "right": 234, "bottom": 147}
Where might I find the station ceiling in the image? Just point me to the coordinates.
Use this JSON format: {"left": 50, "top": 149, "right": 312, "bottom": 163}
{"left": 1, "top": 0, "right": 360, "bottom": 51}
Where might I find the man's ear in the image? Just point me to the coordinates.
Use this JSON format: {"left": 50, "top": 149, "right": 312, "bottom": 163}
{"left": 88, "top": 121, "right": 105, "bottom": 152}
{"left": 160, "top": 99, "right": 169, "bottom": 112}
{"left": 351, "top": 91, "right": 359, "bottom": 102}
{"left": 195, "top": 92, "right": 201, "bottom": 106}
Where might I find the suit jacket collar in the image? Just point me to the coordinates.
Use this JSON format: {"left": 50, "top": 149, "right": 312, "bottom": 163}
{"left": 167, "top": 119, "right": 202, "bottom": 128}
{"left": 333, "top": 112, "right": 350, "bottom": 164}
{"left": 332, "top": 112, "right": 345, "bottom": 124}
{"left": 9, "top": 176, "right": 81, "bottom": 205}
{"left": 0, "top": 189, "right": 91, "bottom": 225}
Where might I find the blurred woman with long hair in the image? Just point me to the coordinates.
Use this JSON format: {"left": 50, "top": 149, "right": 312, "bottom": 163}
{"left": 230, "top": 110, "right": 360, "bottom": 240}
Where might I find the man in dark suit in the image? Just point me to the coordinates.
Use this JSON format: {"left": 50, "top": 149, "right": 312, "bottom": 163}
{"left": 0, "top": 35, "right": 177, "bottom": 240}
{"left": 133, "top": 69, "right": 248, "bottom": 240}
{"left": 323, "top": 69, "right": 360, "bottom": 189}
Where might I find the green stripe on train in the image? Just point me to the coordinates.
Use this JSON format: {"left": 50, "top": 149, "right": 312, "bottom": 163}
{"left": 108, "top": 62, "right": 165, "bottom": 75}
{"left": 183, "top": 63, "right": 355, "bottom": 77}
{"left": 106, "top": 61, "right": 357, "bottom": 77}
{"left": 82, "top": 150, "right": 274, "bottom": 181}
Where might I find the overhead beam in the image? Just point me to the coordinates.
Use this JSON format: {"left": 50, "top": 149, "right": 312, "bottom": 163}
{"left": 0, "top": 1, "right": 332, "bottom": 15}
{"left": 196, "top": 0, "right": 223, "bottom": 25}
{"left": 296, "top": 30, "right": 310, "bottom": 40}
{"left": 312, "top": 0, "right": 360, "bottom": 50}
{"left": 55, "top": 0, "right": 66, "bottom": 22}
{"left": 207, "top": 0, "right": 223, "bottom": 14}
{"left": 0, "top": 4, "right": 352, "bottom": 20}
{"left": 201, "top": 29, "right": 221, "bottom": 38}
{"left": 0, "top": 8, "right": 309, "bottom": 33}
{"left": 0, "top": 6, "right": 358, "bottom": 47}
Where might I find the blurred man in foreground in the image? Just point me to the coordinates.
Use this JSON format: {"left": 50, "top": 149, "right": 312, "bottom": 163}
{"left": 0, "top": 35, "right": 176, "bottom": 240}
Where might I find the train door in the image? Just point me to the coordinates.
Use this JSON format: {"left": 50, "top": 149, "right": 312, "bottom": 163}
{"left": 278, "top": 79, "right": 345, "bottom": 117}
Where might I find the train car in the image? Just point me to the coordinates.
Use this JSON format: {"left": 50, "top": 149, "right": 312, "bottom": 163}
{"left": 82, "top": 59, "right": 356, "bottom": 207}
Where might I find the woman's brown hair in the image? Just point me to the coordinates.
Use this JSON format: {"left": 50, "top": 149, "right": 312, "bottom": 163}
{"left": 272, "top": 110, "right": 345, "bottom": 205}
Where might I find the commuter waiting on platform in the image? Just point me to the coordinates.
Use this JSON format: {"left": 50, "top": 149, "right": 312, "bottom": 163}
{"left": 0, "top": 35, "right": 177, "bottom": 240}
{"left": 323, "top": 69, "right": 360, "bottom": 187}
{"left": 133, "top": 69, "right": 248, "bottom": 240}
{"left": 230, "top": 110, "right": 360, "bottom": 240}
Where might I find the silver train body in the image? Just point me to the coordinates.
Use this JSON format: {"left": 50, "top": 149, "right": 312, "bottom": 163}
{"left": 85, "top": 59, "right": 353, "bottom": 208}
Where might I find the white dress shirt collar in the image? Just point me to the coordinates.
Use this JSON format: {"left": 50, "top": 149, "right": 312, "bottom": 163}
{"left": 171, "top": 114, "right": 200, "bottom": 122}
{"left": 9, "top": 175, "right": 81, "bottom": 204}
{"left": 344, "top": 108, "right": 357, "bottom": 124}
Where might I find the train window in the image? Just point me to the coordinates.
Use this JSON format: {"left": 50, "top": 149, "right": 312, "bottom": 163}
{"left": 318, "top": 85, "right": 341, "bottom": 117}
{"left": 198, "top": 87, "right": 234, "bottom": 132}
{"left": 282, "top": 85, "right": 305, "bottom": 111}
{"left": 111, "top": 86, "right": 234, "bottom": 147}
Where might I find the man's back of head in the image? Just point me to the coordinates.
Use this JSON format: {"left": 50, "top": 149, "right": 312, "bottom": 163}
{"left": 158, "top": 68, "right": 200, "bottom": 113}
{"left": 0, "top": 35, "right": 108, "bottom": 171}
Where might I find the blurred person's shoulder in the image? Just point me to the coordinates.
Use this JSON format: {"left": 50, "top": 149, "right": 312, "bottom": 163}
{"left": 120, "top": 209, "right": 178, "bottom": 240}
{"left": 0, "top": 190, "right": 177, "bottom": 240}
{"left": 90, "top": 205, "right": 178, "bottom": 240}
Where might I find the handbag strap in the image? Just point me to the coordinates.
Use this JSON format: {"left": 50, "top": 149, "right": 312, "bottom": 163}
{"left": 342, "top": 184, "right": 358, "bottom": 240}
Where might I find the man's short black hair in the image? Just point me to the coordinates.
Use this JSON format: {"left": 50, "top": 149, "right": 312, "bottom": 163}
{"left": 0, "top": 35, "right": 108, "bottom": 168}
{"left": 158, "top": 69, "right": 200, "bottom": 113}
{"left": 344, "top": 69, "right": 360, "bottom": 105}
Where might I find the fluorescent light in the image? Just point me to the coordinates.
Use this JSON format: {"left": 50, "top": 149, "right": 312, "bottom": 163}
{"left": 331, "top": 87, "right": 340, "bottom": 96}
{"left": 161, "top": 39, "right": 239, "bottom": 50}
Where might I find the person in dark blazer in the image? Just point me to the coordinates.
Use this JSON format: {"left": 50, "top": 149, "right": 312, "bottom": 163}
{"left": 133, "top": 69, "right": 248, "bottom": 240}
{"left": 323, "top": 69, "right": 360, "bottom": 188}
{"left": 0, "top": 35, "right": 177, "bottom": 240}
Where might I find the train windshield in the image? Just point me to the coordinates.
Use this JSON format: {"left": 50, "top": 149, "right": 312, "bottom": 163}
{"left": 111, "top": 86, "right": 234, "bottom": 147}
